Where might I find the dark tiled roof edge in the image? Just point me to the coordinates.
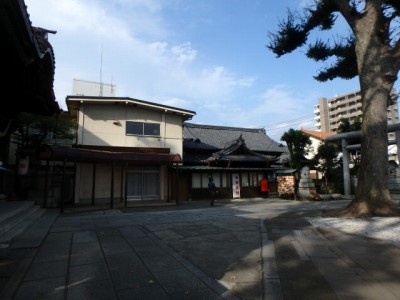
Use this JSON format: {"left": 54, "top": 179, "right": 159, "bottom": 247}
{"left": 184, "top": 122, "right": 265, "bottom": 133}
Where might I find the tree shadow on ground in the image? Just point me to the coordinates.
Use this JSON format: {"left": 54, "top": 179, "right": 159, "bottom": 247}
{"left": 319, "top": 199, "right": 400, "bottom": 218}
{"left": 265, "top": 208, "right": 400, "bottom": 300}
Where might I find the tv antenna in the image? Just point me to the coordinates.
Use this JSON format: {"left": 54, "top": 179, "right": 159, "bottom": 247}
{"left": 100, "top": 43, "right": 103, "bottom": 96}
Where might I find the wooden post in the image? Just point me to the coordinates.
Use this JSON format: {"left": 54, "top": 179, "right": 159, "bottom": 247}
{"left": 124, "top": 163, "right": 128, "bottom": 208}
{"left": 120, "top": 164, "right": 124, "bottom": 203}
{"left": 175, "top": 163, "right": 179, "bottom": 205}
{"left": 91, "top": 162, "right": 96, "bottom": 206}
{"left": 60, "top": 158, "right": 66, "bottom": 213}
{"left": 43, "top": 160, "right": 49, "bottom": 208}
{"left": 342, "top": 138, "right": 351, "bottom": 196}
{"left": 110, "top": 161, "right": 114, "bottom": 209}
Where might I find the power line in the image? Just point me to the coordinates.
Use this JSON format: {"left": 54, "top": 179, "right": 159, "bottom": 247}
{"left": 264, "top": 117, "right": 316, "bottom": 133}
{"left": 266, "top": 120, "right": 315, "bottom": 132}
{"left": 263, "top": 113, "right": 315, "bottom": 128}
{"left": 265, "top": 117, "right": 317, "bottom": 142}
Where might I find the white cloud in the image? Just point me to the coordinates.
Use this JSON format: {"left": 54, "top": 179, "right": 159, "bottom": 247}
{"left": 201, "top": 67, "right": 254, "bottom": 88}
{"left": 111, "top": 0, "right": 162, "bottom": 12}
{"left": 257, "top": 85, "right": 305, "bottom": 114}
{"left": 25, "top": 0, "right": 258, "bottom": 119}
{"left": 161, "top": 97, "right": 192, "bottom": 109}
{"left": 171, "top": 43, "right": 197, "bottom": 64}
{"left": 194, "top": 84, "right": 318, "bottom": 139}
{"left": 26, "top": 0, "right": 166, "bottom": 42}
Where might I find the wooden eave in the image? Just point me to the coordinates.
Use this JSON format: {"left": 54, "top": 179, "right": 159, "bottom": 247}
{"left": 66, "top": 96, "right": 196, "bottom": 121}
{"left": 38, "top": 145, "right": 182, "bottom": 164}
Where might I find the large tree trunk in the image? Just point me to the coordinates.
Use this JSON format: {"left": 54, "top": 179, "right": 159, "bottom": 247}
{"left": 349, "top": 85, "right": 396, "bottom": 216}
{"left": 344, "top": 1, "right": 397, "bottom": 216}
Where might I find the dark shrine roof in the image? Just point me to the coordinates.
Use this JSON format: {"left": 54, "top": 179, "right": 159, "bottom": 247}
{"left": 205, "top": 135, "right": 276, "bottom": 162}
{"left": 183, "top": 123, "right": 287, "bottom": 154}
{"left": 1, "top": 0, "right": 59, "bottom": 118}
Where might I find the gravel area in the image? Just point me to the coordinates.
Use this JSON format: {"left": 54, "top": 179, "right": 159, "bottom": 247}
{"left": 306, "top": 217, "right": 400, "bottom": 247}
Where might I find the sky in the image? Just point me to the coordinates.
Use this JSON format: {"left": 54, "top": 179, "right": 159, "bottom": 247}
{"left": 25, "top": 0, "right": 399, "bottom": 142}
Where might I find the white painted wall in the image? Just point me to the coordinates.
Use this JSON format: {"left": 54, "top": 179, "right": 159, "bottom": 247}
{"left": 74, "top": 101, "right": 185, "bottom": 202}
{"left": 77, "top": 103, "right": 184, "bottom": 156}
{"left": 305, "top": 137, "right": 322, "bottom": 159}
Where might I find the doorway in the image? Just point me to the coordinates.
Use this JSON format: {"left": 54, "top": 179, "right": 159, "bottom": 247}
{"left": 126, "top": 168, "right": 160, "bottom": 201}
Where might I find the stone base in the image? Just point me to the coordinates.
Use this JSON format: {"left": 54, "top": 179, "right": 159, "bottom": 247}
{"left": 298, "top": 178, "right": 316, "bottom": 200}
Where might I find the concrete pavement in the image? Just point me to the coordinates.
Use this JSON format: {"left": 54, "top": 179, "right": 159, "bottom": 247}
{"left": 1, "top": 198, "right": 400, "bottom": 299}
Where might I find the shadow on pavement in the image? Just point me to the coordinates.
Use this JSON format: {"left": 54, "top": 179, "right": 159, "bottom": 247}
{"left": 265, "top": 208, "right": 400, "bottom": 300}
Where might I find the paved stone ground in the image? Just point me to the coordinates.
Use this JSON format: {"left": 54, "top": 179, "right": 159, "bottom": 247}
{"left": 1, "top": 198, "right": 400, "bottom": 299}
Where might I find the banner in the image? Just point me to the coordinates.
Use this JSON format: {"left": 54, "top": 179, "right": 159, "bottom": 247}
{"left": 18, "top": 158, "right": 29, "bottom": 175}
{"left": 232, "top": 173, "right": 240, "bottom": 198}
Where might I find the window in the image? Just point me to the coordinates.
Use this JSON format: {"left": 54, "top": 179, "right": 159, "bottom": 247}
{"left": 126, "top": 121, "right": 160, "bottom": 136}
{"left": 221, "top": 173, "right": 228, "bottom": 187}
{"left": 250, "top": 173, "right": 258, "bottom": 187}
{"left": 202, "top": 173, "right": 210, "bottom": 187}
{"left": 192, "top": 173, "right": 202, "bottom": 188}
{"left": 127, "top": 167, "right": 160, "bottom": 200}
{"left": 242, "top": 173, "right": 249, "bottom": 187}
{"left": 126, "top": 122, "right": 142, "bottom": 135}
{"left": 210, "top": 173, "right": 221, "bottom": 188}
{"left": 144, "top": 123, "right": 160, "bottom": 135}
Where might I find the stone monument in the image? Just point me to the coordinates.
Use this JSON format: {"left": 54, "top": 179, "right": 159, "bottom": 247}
{"left": 297, "top": 164, "right": 317, "bottom": 199}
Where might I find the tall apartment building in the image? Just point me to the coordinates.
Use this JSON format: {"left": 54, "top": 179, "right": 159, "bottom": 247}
{"left": 314, "top": 90, "right": 399, "bottom": 139}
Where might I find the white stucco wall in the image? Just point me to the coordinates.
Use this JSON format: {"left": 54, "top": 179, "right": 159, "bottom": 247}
{"left": 75, "top": 163, "right": 124, "bottom": 203}
{"left": 305, "top": 137, "right": 322, "bottom": 159}
{"left": 72, "top": 101, "right": 187, "bottom": 203}
{"left": 75, "top": 163, "right": 170, "bottom": 202}
{"left": 77, "top": 103, "right": 184, "bottom": 156}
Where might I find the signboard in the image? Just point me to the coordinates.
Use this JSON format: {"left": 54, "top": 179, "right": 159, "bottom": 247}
{"left": 18, "top": 158, "right": 29, "bottom": 175}
{"left": 232, "top": 173, "right": 240, "bottom": 198}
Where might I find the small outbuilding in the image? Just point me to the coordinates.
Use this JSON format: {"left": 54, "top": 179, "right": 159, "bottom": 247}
{"left": 180, "top": 123, "right": 289, "bottom": 201}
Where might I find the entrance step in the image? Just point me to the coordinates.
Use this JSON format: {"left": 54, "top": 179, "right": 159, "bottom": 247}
{"left": 0, "top": 201, "right": 58, "bottom": 256}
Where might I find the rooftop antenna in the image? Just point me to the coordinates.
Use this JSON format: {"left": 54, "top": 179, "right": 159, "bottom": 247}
{"left": 111, "top": 76, "right": 114, "bottom": 95}
{"left": 100, "top": 43, "right": 103, "bottom": 96}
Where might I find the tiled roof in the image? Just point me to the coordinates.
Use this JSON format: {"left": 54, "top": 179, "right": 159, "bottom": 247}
{"left": 205, "top": 135, "right": 273, "bottom": 162}
{"left": 301, "top": 129, "right": 336, "bottom": 141}
{"left": 1, "top": 0, "right": 59, "bottom": 117}
{"left": 183, "top": 123, "right": 288, "bottom": 154}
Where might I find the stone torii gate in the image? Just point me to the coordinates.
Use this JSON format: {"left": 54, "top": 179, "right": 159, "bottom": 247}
{"left": 325, "top": 122, "right": 400, "bottom": 196}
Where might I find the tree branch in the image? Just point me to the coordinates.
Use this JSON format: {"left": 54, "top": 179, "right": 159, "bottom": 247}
{"left": 392, "top": 44, "right": 400, "bottom": 70}
{"left": 384, "top": 0, "right": 400, "bottom": 12}
{"left": 331, "top": 0, "right": 359, "bottom": 29}
{"left": 267, "top": 11, "right": 309, "bottom": 57}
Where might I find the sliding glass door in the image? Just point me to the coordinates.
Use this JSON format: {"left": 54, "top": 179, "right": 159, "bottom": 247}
{"left": 127, "top": 168, "right": 160, "bottom": 200}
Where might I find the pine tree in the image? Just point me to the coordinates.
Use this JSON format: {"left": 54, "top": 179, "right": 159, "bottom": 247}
{"left": 268, "top": 0, "right": 400, "bottom": 216}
